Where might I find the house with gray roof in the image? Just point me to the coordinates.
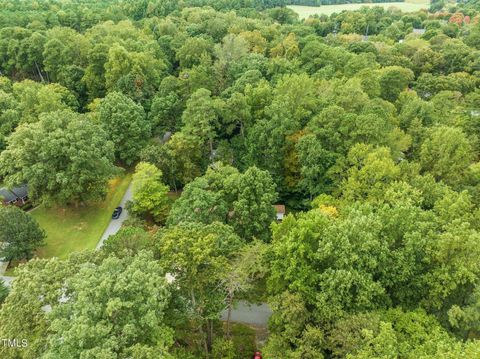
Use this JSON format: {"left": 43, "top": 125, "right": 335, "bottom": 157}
{"left": 0, "top": 188, "right": 18, "bottom": 206}
{"left": 11, "top": 184, "right": 28, "bottom": 204}
{"left": 0, "top": 184, "right": 29, "bottom": 206}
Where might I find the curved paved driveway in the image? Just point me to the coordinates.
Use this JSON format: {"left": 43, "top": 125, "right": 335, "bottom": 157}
{"left": 96, "top": 183, "right": 133, "bottom": 249}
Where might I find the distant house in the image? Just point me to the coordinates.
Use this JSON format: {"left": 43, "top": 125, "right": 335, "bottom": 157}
{"left": 0, "top": 184, "right": 29, "bottom": 207}
{"left": 11, "top": 185, "right": 28, "bottom": 204}
{"left": 0, "top": 188, "right": 18, "bottom": 206}
{"left": 273, "top": 204, "right": 286, "bottom": 222}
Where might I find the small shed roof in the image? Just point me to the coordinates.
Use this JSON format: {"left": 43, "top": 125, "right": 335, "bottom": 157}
{"left": 0, "top": 188, "right": 18, "bottom": 202}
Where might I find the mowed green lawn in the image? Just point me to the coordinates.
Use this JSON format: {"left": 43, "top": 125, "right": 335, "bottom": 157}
{"left": 288, "top": 0, "right": 429, "bottom": 18}
{"left": 32, "top": 173, "right": 132, "bottom": 259}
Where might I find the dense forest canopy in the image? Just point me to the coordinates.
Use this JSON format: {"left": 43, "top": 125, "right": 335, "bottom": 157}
{"left": 0, "top": 0, "right": 480, "bottom": 357}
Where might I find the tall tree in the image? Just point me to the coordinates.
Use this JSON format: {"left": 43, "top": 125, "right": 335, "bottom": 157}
{"left": 156, "top": 222, "right": 243, "bottom": 355}
{"left": 0, "top": 206, "right": 45, "bottom": 261}
{"left": 130, "top": 162, "right": 170, "bottom": 224}
{"left": 181, "top": 88, "right": 220, "bottom": 157}
{"left": 229, "top": 166, "right": 277, "bottom": 241}
{"left": 379, "top": 66, "right": 414, "bottom": 102}
{"left": 0, "top": 110, "right": 118, "bottom": 205}
{"left": 43, "top": 252, "right": 173, "bottom": 359}
{"left": 98, "top": 91, "right": 151, "bottom": 165}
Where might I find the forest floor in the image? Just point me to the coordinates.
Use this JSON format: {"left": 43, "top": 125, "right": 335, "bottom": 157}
{"left": 288, "top": 0, "right": 430, "bottom": 18}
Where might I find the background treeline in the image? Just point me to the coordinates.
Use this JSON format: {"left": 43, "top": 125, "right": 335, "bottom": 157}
{"left": 0, "top": 0, "right": 288, "bottom": 29}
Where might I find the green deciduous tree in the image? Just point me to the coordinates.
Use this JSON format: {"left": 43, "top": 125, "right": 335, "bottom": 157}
{"left": 156, "top": 222, "right": 243, "bottom": 354}
{"left": 182, "top": 88, "right": 221, "bottom": 157}
{"left": 98, "top": 91, "right": 151, "bottom": 165}
{"left": 104, "top": 43, "right": 166, "bottom": 103}
{"left": 102, "top": 226, "right": 152, "bottom": 258}
{"left": 167, "top": 176, "right": 229, "bottom": 226}
{"left": 176, "top": 37, "right": 214, "bottom": 69}
{"left": 0, "top": 110, "right": 118, "bottom": 205}
{"left": 43, "top": 251, "right": 173, "bottom": 359}
{"left": 229, "top": 166, "right": 277, "bottom": 241}
{"left": 420, "top": 126, "right": 475, "bottom": 188}
{"left": 130, "top": 162, "right": 170, "bottom": 223}
{"left": 141, "top": 132, "right": 205, "bottom": 190}
{"left": 0, "top": 206, "right": 45, "bottom": 261}
{"left": 379, "top": 66, "right": 414, "bottom": 102}
{"left": 0, "top": 252, "right": 100, "bottom": 359}
{"left": 296, "top": 134, "right": 338, "bottom": 198}
{"left": 167, "top": 164, "right": 277, "bottom": 241}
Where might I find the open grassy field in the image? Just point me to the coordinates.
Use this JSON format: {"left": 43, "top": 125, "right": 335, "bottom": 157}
{"left": 288, "top": 0, "right": 429, "bottom": 18}
{"left": 31, "top": 173, "right": 132, "bottom": 259}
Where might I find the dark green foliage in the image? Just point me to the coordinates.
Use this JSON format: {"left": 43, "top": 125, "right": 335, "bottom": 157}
{"left": 0, "top": 206, "right": 45, "bottom": 261}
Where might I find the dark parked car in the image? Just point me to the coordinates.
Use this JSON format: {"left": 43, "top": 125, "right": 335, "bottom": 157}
{"left": 253, "top": 352, "right": 262, "bottom": 359}
{"left": 112, "top": 206, "right": 123, "bottom": 219}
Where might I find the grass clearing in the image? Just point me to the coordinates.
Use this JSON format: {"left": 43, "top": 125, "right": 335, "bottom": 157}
{"left": 288, "top": 0, "right": 429, "bottom": 18}
{"left": 32, "top": 173, "right": 132, "bottom": 260}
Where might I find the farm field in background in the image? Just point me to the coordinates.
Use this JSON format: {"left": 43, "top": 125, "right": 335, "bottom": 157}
{"left": 288, "top": 0, "right": 430, "bottom": 18}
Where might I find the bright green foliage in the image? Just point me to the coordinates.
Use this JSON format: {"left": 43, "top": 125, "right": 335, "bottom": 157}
{"left": 141, "top": 132, "right": 205, "bottom": 190}
{"left": 156, "top": 222, "right": 243, "bottom": 353}
{"left": 339, "top": 144, "right": 401, "bottom": 202}
{"left": 104, "top": 43, "right": 166, "bottom": 103}
{"left": 379, "top": 66, "right": 414, "bottom": 102}
{"left": 0, "top": 206, "right": 45, "bottom": 261}
{"left": 0, "top": 110, "right": 118, "bottom": 205}
{"left": 43, "top": 251, "right": 173, "bottom": 359}
{"left": 212, "top": 338, "right": 235, "bottom": 359}
{"left": 102, "top": 226, "right": 152, "bottom": 258}
{"left": 230, "top": 166, "right": 277, "bottom": 241}
{"left": 168, "top": 164, "right": 277, "bottom": 241}
{"left": 0, "top": 280, "right": 8, "bottom": 305}
{"left": 420, "top": 126, "right": 475, "bottom": 187}
{"left": 176, "top": 37, "right": 214, "bottom": 69}
{"left": 98, "top": 91, "right": 151, "bottom": 165}
{"left": 269, "top": 208, "right": 390, "bottom": 325}
{"left": 0, "top": 253, "right": 100, "bottom": 359}
{"left": 267, "top": 195, "right": 480, "bottom": 352}
{"left": 11, "top": 81, "right": 78, "bottom": 123}
{"left": 130, "top": 162, "right": 170, "bottom": 223}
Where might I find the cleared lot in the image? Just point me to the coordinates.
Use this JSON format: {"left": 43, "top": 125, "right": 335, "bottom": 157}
{"left": 288, "top": 1, "right": 429, "bottom": 18}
